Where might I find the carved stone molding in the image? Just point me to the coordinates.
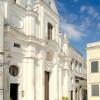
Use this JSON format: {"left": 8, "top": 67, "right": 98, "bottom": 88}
{"left": 45, "top": 60, "right": 54, "bottom": 72}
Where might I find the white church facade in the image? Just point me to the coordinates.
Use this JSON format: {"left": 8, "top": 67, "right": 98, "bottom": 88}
{"left": 0, "top": 0, "right": 87, "bottom": 100}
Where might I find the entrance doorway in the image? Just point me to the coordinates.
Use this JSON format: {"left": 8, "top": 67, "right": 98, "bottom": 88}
{"left": 83, "top": 90, "right": 87, "bottom": 100}
{"left": 45, "top": 71, "right": 50, "bottom": 100}
{"left": 10, "top": 83, "right": 18, "bottom": 100}
{"left": 71, "top": 91, "right": 73, "bottom": 100}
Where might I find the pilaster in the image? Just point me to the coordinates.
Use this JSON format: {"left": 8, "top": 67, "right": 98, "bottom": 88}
{"left": 79, "top": 88, "right": 82, "bottom": 100}
{"left": 49, "top": 54, "right": 59, "bottom": 100}
{"left": 22, "top": 56, "right": 35, "bottom": 100}
{"left": 73, "top": 89, "right": 76, "bottom": 100}
{"left": 24, "top": 12, "right": 37, "bottom": 36}
{"left": 59, "top": 65, "right": 63, "bottom": 100}
{"left": 35, "top": 50, "right": 45, "bottom": 100}
{"left": 63, "top": 61, "right": 70, "bottom": 99}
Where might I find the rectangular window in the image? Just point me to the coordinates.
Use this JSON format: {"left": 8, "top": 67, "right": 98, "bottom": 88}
{"left": 91, "top": 61, "right": 98, "bottom": 73}
{"left": 14, "top": 43, "right": 20, "bottom": 48}
{"left": 48, "top": 23, "right": 53, "bottom": 40}
{"left": 71, "top": 61, "right": 73, "bottom": 70}
{"left": 92, "top": 85, "right": 99, "bottom": 96}
{"left": 79, "top": 63, "right": 82, "bottom": 73}
{"left": 75, "top": 61, "right": 78, "bottom": 71}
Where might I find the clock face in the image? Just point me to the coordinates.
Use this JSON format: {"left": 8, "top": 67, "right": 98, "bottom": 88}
{"left": 9, "top": 65, "right": 19, "bottom": 77}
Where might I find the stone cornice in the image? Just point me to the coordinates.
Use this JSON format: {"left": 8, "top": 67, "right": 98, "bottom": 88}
{"left": 38, "top": 0, "right": 59, "bottom": 21}
{"left": 10, "top": 3, "right": 38, "bottom": 17}
{"left": 86, "top": 45, "right": 100, "bottom": 50}
{"left": 4, "top": 26, "right": 46, "bottom": 47}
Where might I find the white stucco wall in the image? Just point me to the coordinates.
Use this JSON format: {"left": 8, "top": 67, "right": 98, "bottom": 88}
{"left": 87, "top": 42, "right": 100, "bottom": 100}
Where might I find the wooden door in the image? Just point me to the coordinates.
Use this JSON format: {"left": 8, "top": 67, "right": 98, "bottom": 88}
{"left": 45, "top": 71, "right": 49, "bottom": 100}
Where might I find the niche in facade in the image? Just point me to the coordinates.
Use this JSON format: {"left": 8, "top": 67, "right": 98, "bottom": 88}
{"left": 9, "top": 65, "right": 19, "bottom": 77}
{"left": 46, "top": 51, "right": 53, "bottom": 61}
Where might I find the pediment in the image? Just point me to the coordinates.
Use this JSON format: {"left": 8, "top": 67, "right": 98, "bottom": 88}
{"left": 44, "top": 0, "right": 58, "bottom": 15}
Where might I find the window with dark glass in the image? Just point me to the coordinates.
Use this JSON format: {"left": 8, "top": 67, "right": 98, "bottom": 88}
{"left": 14, "top": 43, "right": 20, "bottom": 48}
{"left": 79, "top": 63, "right": 82, "bottom": 73}
{"left": 48, "top": 23, "right": 53, "bottom": 40}
{"left": 92, "top": 85, "right": 99, "bottom": 96}
{"left": 71, "top": 61, "right": 72, "bottom": 70}
{"left": 91, "top": 61, "right": 98, "bottom": 73}
{"left": 75, "top": 61, "right": 78, "bottom": 71}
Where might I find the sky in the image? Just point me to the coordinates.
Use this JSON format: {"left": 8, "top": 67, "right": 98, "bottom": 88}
{"left": 55, "top": 0, "right": 100, "bottom": 58}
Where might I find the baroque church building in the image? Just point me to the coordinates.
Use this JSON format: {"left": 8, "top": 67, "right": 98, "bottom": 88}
{"left": 0, "top": 0, "right": 87, "bottom": 100}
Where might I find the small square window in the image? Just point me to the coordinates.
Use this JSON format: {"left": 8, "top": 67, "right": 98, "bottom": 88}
{"left": 92, "top": 85, "right": 99, "bottom": 96}
{"left": 91, "top": 61, "right": 98, "bottom": 73}
{"left": 14, "top": 43, "right": 20, "bottom": 48}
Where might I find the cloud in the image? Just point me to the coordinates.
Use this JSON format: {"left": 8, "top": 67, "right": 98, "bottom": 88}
{"left": 56, "top": 1, "right": 90, "bottom": 41}
{"left": 80, "top": 6, "right": 87, "bottom": 12}
{"left": 60, "top": 20, "right": 86, "bottom": 41}
{"left": 55, "top": 0, "right": 66, "bottom": 13}
{"left": 73, "top": 0, "right": 78, "bottom": 2}
{"left": 97, "top": 23, "right": 100, "bottom": 29}
{"left": 80, "top": 6, "right": 98, "bottom": 17}
{"left": 80, "top": 17, "right": 92, "bottom": 31}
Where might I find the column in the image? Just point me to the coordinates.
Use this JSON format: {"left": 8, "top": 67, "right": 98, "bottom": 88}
{"left": 49, "top": 63, "right": 59, "bottom": 100}
{"left": 59, "top": 66, "right": 63, "bottom": 100}
{"left": 63, "top": 61, "right": 69, "bottom": 99}
{"left": 73, "top": 89, "right": 76, "bottom": 100}
{"left": 49, "top": 55, "right": 59, "bottom": 100}
{"left": 63, "top": 70, "right": 69, "bottom": 99}
{"left": 24, "top": 15, "right": 36, "bottom": 36}
{"left": 35, "top": 58, "right": 45, "bottom": 100}
{"left": 23, "top": 57, "right": 35, "bottom": 100}
{"left": 79, "top": 88, "right": 82, "bottom": 100}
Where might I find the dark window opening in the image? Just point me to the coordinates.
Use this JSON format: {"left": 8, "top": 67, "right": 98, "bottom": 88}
{"left": 91, "top": 61, "right": 98, "bottom": 73}
{"left": 71, "top": 91, "right": 73, "bottom": 100}
{"left": 92, "top": 85, "right": 99, "bottom": 96}
{"left": 48, "top": 23, "right": 53, "bottom": 40}
{"left": 45, "top": 71, "right": 49, "bottom": 100}
{"left": 14, "top": 43, "right": 20, "bottom": 48}
{"left": 10, "top": 84, "right": 18, "bottom": 100}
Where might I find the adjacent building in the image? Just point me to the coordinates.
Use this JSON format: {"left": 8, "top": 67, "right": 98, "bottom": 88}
{"left": 87, "top": 41, "right": 100, "bottom": 100}
{"left": 0, "top": 0, "right": 87, "bottom": 100}
{"left": 69, "top": 46, "right": 87, "bottom": 100}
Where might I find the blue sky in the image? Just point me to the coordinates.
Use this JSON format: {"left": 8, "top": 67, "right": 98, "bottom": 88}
{"left": 55, "top": 0, "right": 100, "bottom": 58}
